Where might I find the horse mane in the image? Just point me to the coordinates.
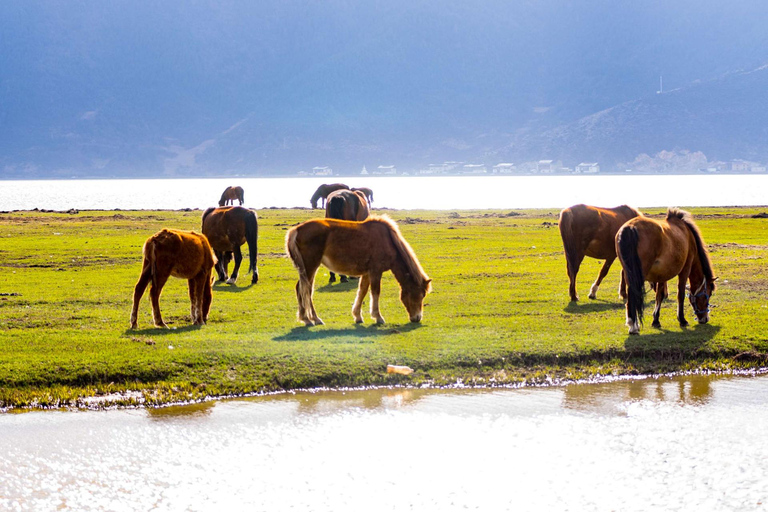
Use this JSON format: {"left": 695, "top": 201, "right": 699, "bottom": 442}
{"left": 374, "top": 215, "right": 431, "bottom": 291}
{"left": 667, "top": 208, "right": 715, "bottom": 284}
{"left": 201, "top": 207, "right": 216, "bottom": 225}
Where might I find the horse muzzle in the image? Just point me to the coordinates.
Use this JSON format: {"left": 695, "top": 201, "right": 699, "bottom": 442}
{"left": 410, "top": 312, "right": 423, "bottom": 323}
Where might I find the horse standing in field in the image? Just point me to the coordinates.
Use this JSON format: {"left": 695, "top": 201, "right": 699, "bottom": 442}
{"left": 130, "top": 229, "right": 216, "bottom": 329}
{"left": 201, "top": 206, "right": 259, "bottom": 285}
{"left": 310, "top": 183, "right": 349, "bottom": 209}
{"left": 350, "top": 187, "right": 374, "bottom": 205}
{"left": 325, "top": 189, "right": 371, "bottom": 284}
{"left": 286, "top": 215, "right": 432, "bottom": 326}
{"left": 219, "top": 186, "right": 244, "bottom": 206}
{"left": 559, "top": 204, "right": 642, "bottom": 302}
{"left": 616, "top": 208, "right": 717, "bottom": 335}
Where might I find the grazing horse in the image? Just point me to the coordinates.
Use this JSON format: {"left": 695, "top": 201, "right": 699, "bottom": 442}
{"left": 286, "top": 215, "right": 432, "bottom": 325}
{"left": 616, "top": 208, "right": 717, "bottom": 335}
{"left": 350, "top": 187, "right": 374, "bottom": 205}
{"left": 130, "top": 229, "right": 215, "bottom": 329}
{"left": 201, "top": 206, "right": 259, "bottom": 285}
{"left": 325, "top": 189, "right": 371, "bottom": 284}
{"left": 219, "top": 186, "right": 244, "bottom": 206}
{"left": 559, "top": 204, "right": 641, "bottom": 301}
{"left": 310, "top": 183, "right": 349, "bottom": 209}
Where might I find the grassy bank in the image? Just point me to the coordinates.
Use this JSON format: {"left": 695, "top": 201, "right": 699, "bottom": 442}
{"left": 1, "top": 207, "right": 767, "bottom": 408}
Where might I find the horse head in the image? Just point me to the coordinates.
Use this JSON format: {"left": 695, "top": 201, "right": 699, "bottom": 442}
{"left": 400, "top": 278, "right": 432, "bottom": 323}
{"left": 687, "top": 277, "right": 717, "bottom": 324}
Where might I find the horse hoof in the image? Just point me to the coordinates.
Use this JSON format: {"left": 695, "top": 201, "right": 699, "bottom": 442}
{"left": 340, "top": 276, "right": 349, "bottom": 283}
{"left": 652, "top": 321, "right": 661, "bottom": 328}
{"left": 588, "top": 293, "right": 597, "bottom": 300}
{"left": 155, "top": 322, "right": 169, "bottom": 329}
{"left": 354, "top": 317, "right": 364, "bottom": 324}
{"left": 375, "top": 318, "right": 386, "bottom": 325}
{"left": 314, "top": 318, "right": 325, "bottom": 326}
{"left": 226, "top": 278, "right": 236, "bottom": 285}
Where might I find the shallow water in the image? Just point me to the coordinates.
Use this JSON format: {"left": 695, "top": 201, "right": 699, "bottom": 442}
{"left": 1, "top": 374, "right": 767, "bottom": 511}
{"left": 3, "top": 174, "right": 768, "bottom": 211}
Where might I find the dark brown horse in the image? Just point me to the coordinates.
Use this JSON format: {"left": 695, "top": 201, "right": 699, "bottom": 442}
{"left": 130, "top": 229, "right": 215, "bottom": 329}
{"left": 201, "top": 206, "right": 259, "bottom": 285}
{"left": 325, "top": 189, "right": 371, "bottom": 283}
{"left": 310, "top": 183, "right": 349, "bottom": 209}
{"left": 616, "top": 208, "right": 717, "bottom": 335}
{"left": 219, "top": 186, "right": 244, "bottom": 206}
{"left": 559, "top": 204, "right": 641, "bottom": 301}
{"left": 286, "top": 215, "right": 432, "bottom": 325}
{"left": 350, "top": 187, "right": 374, "bottom": 205}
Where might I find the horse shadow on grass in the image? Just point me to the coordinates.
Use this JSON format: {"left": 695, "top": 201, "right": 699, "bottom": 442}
{"left": 316, "top": 280, "right": 360, "bottom": 293}
{"left": 124, "top": 323, "right": 204, "bottom": 336}
{"left": 623, "top": 323, "right": 721, "bottom": 353}
{"left": 273, "top": 321, "right": 423, "bottom": 342}
{"left": 564, "top": 299, "right": 625, "bottom": 315}
{"left": 213, "top": 282, "right": 255, "bottom": 293}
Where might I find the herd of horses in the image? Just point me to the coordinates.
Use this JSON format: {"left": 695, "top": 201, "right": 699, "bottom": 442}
{"left": 130, "top": 183, "right": 716, "bottom": 336}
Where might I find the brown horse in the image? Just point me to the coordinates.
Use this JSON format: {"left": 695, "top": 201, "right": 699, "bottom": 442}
{"left": 286, "top": 215, "right": 432, "bottom": 325}
{"left": 559, "top": 204, "right": 641, "bottom": 301}
{"left": 616, "top": 208, "right": 717, "bottom": 335}
{"left": 325, "top": 189, "right": 371, "bottom": 283}
{"left": 350, "top": 187, "right": 374, "bottom": 205}
{"left": 130, "top": 229, "right": 215, "bottom": 329}
{"left": 201, "top": 206, "right": 259, "bottom": 285}
{"left": 219, "top": 186, "right": 244, "bottom": 206}
{"left": 310, "top": 183, "right": 349, "bottom": 209}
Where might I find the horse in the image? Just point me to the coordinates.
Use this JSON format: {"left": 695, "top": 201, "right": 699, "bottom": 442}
{"left": 201, "top": 206, "right": 259, "bottom": 285}
{"left": 616, "top": 208, "right": 717, "bottom": 335}
{"left": 350, "top": 187, "right": 374, "bottom": 205}
{"left": 219, "top": 186, "right": 244, "bottom": 206}
{"left": 130, "top": 229, "right": 215, "bottom": 329}
{"left": 325, "top": 189, "right": 370, "bottom": 284}
{"left": 285, "top": 215, "right": 432, "bottom": 326}
{"left": 559, "top": 204, "right": 641, "bottom": 301}
{"left": 310, "top": 183, "right": 349, "bottom": 209}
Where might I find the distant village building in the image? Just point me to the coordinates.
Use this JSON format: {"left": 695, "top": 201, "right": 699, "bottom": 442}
{"left": 751, "top": 165, "right": 766, "bottom": 173}
{"left": 375, "top": 165, "right": 397, "bottom": 175}
{"left": 730, "top": 160, "right": 751, "bottom": 173}
{"left": 537, "top": 160, "right": 561, "bottom": 174}
{"left": 360, "top": 166, "right": 369, "bottom": 175}
{"left": 312, "top": 166, "right": 333, "bottom": 176}
{"left": 492, "top": 163, "right": 516, "bottom": 174}
{"left": 462, "top": 164, "right": 487, "bottom": 174}
{"left": 575, "top": 162, "right": 600, "bottom": 174}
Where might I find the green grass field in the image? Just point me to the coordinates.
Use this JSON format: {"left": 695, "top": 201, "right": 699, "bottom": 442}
{"left": 1, "top": 207, "right": 767, "bottom": 408}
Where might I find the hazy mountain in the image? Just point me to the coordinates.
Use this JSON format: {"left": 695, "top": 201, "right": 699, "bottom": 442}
{"left": 1, "top": 1, "right": 767, "bottom": 177}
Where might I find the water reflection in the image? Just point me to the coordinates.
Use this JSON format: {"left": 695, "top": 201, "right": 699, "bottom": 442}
{"left": 1, "top": 374, "right": 767, "bottom": 511}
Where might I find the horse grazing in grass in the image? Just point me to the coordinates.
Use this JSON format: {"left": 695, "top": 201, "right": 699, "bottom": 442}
{"left": 559, "top": 204, "right": 641, "bottom": 302}
{"left": 219, "top": 186, "right": 244, "bottom": 206}
{"left": 201, "top": 206, "right": 259, "bottom": 285}
{"left": 130, "top": 229, "right": 215, "bottom": 329}
{"left": 616, "top": 208, "right": 717, "bottom": 335}
{"left": 325, "top": 189, "right": 371, "bottom": 284}
{"left": 350, "top": 187, "right": 374, "bottom": 205}
{"left": 286, "top": 215, "right": 432, "bottom": 325}
{"left": 310, "top": 183, "right": 349, "bottom": 209}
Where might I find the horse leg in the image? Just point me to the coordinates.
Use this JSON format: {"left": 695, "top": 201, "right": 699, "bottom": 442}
{"left": 340, "top": 274, "right": 349, "bottom": 283}
{"left": 619, "top": 270, "right": 627, "bottom": 301}
{"left": 214, "top": 251, "right": 227, "bottom": 282}
{"left": 201, "top": 271, "right": 213, "bottom": 323}
{"left": 677, "top": 275, "right": 689, "bottom": 327}
{"left": 352, "top": 275, "right": 371, "bottom": 323}
{"left": 149, "top": 271, "right": 170, "bottom": 328}
{"left": 188, "top": 277, "right": 202, "bottom": 325}
{"left": 567, "top": 252, "right": 584, "bottom": 302}
{"left": 589, "top": 257, "right": 614, "bottom": 299}
{"left": 369, "top": 273, "right": 386, "bottom": 324}
{"left": 295, "top": 280, "right": 312, "bottom": 326}
{"left": 652, "top": 281, "right": 665, "bottom": 328}
{"left": 227, "top": 246, "right": 243, "bottom": 284}
{"left": 329, "top": 271, "right": 336, "bottom": 284}
{"left": 306, "top": 271, "right": 324, "bottom": 325}
{"left": 130, "top": 265, "right": 152, "bottom": 329}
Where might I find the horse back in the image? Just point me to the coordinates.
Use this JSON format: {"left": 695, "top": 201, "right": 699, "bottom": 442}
{"left": 202, "top": 206, "right": 254, "bottom": 250}
{"left": 560, "top": 204, "right": 638, "bottom": 259}
{"left": 621, "top": 215, "right": 691, "bottom": 282}
{"left": 145, "top": 229, "right": 215, "bottom": 279}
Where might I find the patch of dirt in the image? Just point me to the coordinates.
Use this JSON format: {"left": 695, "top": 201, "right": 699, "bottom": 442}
{"left": 401, "top": 217, "right": 433, "bottom": 224}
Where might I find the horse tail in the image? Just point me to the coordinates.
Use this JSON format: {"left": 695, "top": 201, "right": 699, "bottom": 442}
{"left": 285, "top": 227, "right": 314, "bottom": 315}
{"left": 617, "top": 224, "right": 645, "bottom": 326}
{"left": 245, "top": 210, "right": 259, "bottom": 274}
{"left": 558, "top": 208, "right": 581, "bottom": 279}
{"left": 328, "top": 195, "right": 346, "bottom": 220}
{"left": 143, "top": 237, "right": 158, "bottom": 288}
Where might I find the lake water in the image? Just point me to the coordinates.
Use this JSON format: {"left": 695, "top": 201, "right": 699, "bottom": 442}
{"left": 2, "top": 174, "right": 768, "bottom": 211}
{"left": 1, "top": 373, "right": 767, "bottom": 511}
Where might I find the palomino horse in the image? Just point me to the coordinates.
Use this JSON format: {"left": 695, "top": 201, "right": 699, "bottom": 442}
{"left": 616, "top": 208, "right": 717, "bottom": 335}
{"left": 325, "top": 189, "right": 371, "bottom": 283}
{"left": 559, "top": 204, "right": 641, "bottom": 301}
{"left": 130, "top": 229, "right": 215, "bottom": 329}
{"left": 310, "top": 183, "right": 349, "bottom": 209}
{"left": 286, "top": 215, "right": 432, "bottom": 325}
{"left": 219, "top": 186, "right": 244, "bottom": 206}
{"left": 201, "top": 206, "right": 259, "bottom": 285}
{"left": 350, "top": 187, "right": 374, "bottom": 205}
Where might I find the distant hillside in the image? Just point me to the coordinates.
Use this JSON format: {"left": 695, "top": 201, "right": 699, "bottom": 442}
{"left": 497, "top": 65, "right": 768, "bottom": 169}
